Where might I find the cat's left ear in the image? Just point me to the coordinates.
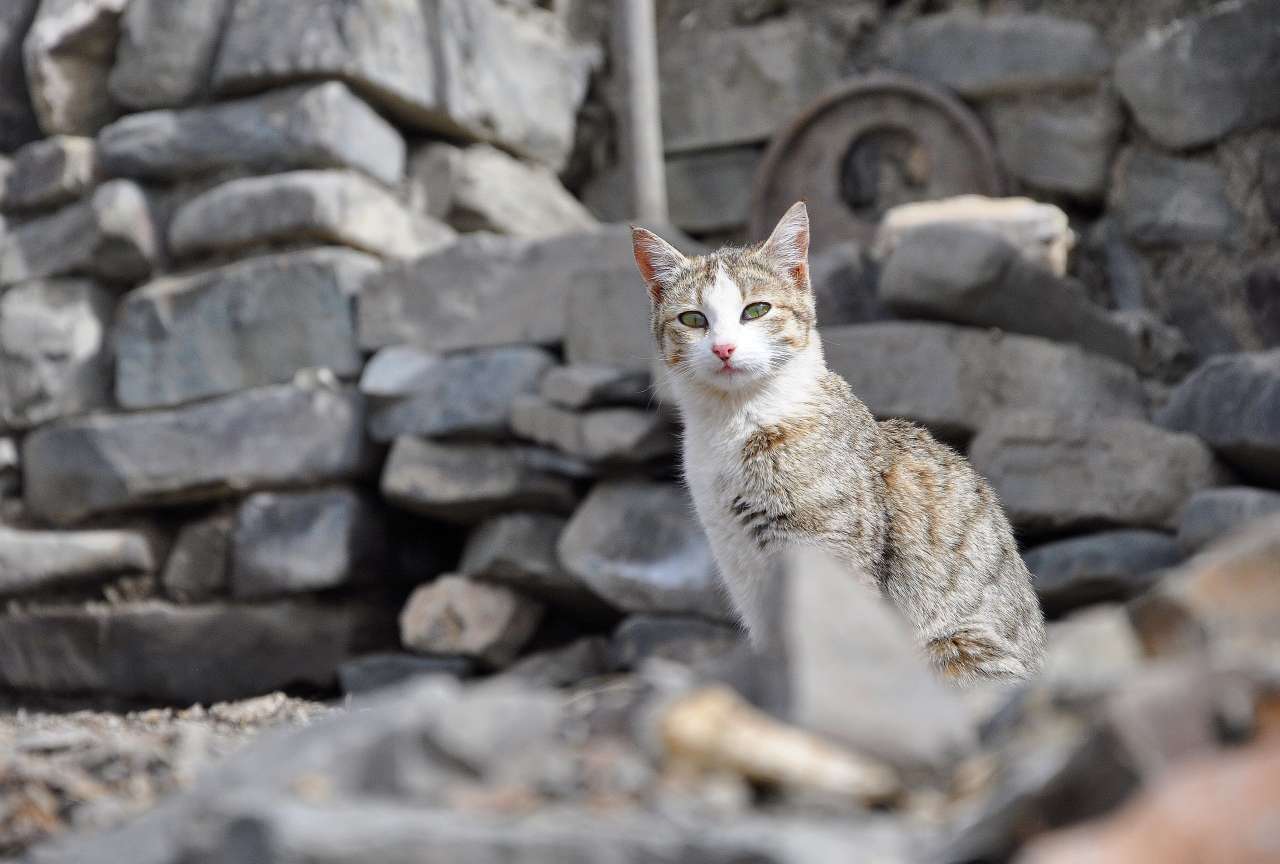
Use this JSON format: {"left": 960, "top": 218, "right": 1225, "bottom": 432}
{"left": 762, "top": 201, "right": 810, "bottom": 289}
{"left": 631, "top": 226, "right": 687, "bottom": 304}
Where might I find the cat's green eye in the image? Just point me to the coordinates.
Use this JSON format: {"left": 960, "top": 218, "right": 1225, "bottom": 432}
{"left": 678, "top": 310, "right": 708, "bottom": 328}
{"left": 742, "top": 302, "right": 771, "bottom": 321}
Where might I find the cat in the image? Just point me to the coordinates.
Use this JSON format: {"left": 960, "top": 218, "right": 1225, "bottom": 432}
{"left": 630, "top": 201, "right": 1045, "bottom": 682}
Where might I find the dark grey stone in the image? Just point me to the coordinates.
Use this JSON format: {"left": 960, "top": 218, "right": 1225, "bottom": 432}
{"left": 665, "top": 145, "right": 761, "bottom": 233}
{"left": 609, "top": 614, "right": 741, "bottom": 672}
{"left": 115, "top": 248, "right": 371, "bottom": 409}
{"left": 0, "top": 525, "right": 154, "bottom": 597}
{"left": 501, "top": 637, "right": 610, "bottom": 688}
{"left": 0, "top": 0, "right": 40, "bottom": 152}
{"left": 1024, "top": 530, "right": 1182, "bottom": 617}
{"left": 161, "top": 513, "right": 232, "bottom": 603}
{"left": 23, "top": 383, "right": 372, "bottom": 525}
{"left": 1, "top": 134, "right": 98, "bottom": 212}
{"left": 1112, "top": 150, "right": 1239, "bottom": 248}
{"left": 540, "top": 364, "right": 651, "bottom": 410}
{"left": 108, "top": 0, "right": 233, "bottom": 109}
{"left": 808, "top": 241, "right": 889, "bottom": 328}
{"left": 988, "top": 88, "right": 1122, "bottom": 200}
{"left": 1177, "top": 486, "right": 1280, "bottom": 555}
{"left": 98, "top": 82, "right": 406, "bottom": 185}
{"left": 338, "top": 653, "right": 475, "bottom": 697}
{"left": 511, "top": 395, "right": 675, "bottom": 464}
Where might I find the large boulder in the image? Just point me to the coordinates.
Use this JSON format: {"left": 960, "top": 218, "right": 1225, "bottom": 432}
{"left": 399, "top": 575, "right": 543, "bottom": 667}
{"left": 97, "top": 81, "right": 405, "bottom": 185}
{"left": 360, "top": 345, "right": 555, "bottom": 443}
{"left": 23, "top": 382, "right": 372, "bottom": 525}
{"left": 970, "top": 411, "right": 1229, "bottom": 534}
{"left": 1156, "top": 351, "right": 1280, "bottom": 483}
{"left": 169, "top": 170, "right": 454, "bottom": 262}
{"left": 822, "top": 323, "right": 1146, "bottom": 443}
{"left": 558, "top": 480, "right": 731, "bottom": 620}
{"left": 115, "top": 248, "right": 370, "bottom": 409}
{"left": 1111, "top": 150, "right": 1239, "bottom": 247}
{"left": 381, "top": 437, "right": 579, "bottom": 524}
{"left": 405, "top": 142, "right": 595, "bottom": 238}
{"left": 883, "top": 12, "right": 1110, "bottom": 98}
{"left": 0, "top": 600, "right": 391, "bottom": 703}
{"left": 0, "top": 278, "right": 112, "bottom": 428}
{"left": 1024, "top": 530, "right": 1182, "bottom": 617}
{"left": 0, "top": 525, "right": 153, "bottom": 597}
{"left": 22, "top": 0, "right": 127, "bottom": 136}
{"left": 1176, "top": 486, "right": 1280, "bottom": 555}
{"left": 0, "top": 0, "right": 40, "bottom": 152}
{"left": 231, "top": 487, "right": 387, "bottom": 599}
{"left": 0, "top": 134, "right": 98, "bottom": 212}
{"left": 1114, "top": 0, "right": 1280, "bottom": 149}
{"left": 108, "top": 0, "right": 233, "bottom": 109}
{"left": 0, "top": 179, "right": 156, "bottom": 285}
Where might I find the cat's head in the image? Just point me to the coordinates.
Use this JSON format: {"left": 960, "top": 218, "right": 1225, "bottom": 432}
{"left": 631, "top": 201, "right": 815, "bottom": 395}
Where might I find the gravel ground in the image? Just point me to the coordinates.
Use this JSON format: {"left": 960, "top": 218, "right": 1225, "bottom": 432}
{"left": 0, "top": 693, "right": 335, "bottom": 856}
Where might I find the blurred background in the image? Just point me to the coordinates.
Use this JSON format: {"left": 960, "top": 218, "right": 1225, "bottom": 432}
{"left": 1, "top": 0, "right": 1278, "bottom": 861}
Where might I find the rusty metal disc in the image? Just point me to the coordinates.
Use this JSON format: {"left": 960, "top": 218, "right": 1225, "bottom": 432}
{"left": 749, "top": 73, "right": 1003, "bottom": 254}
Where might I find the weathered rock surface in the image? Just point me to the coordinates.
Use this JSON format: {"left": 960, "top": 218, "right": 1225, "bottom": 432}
{"left": 161, "top": 512, "right": 231, "bottom": 603}
{"left": 1176, "top": 486, "right": 1280, "bottom": 555}
{"left": 821, "top": 323, "right": 1146, "bottom": 443}
{"left": 0, "top": 600, "right": 390, "bottom": 703}
{"left": 98, "top": 82, "right": 406, "bottom": 186}
{"left": 361, "top": 345, "right": 554, "bottom": 442}
{"left": 1, "top": 135, "right": 97, "bottom": 212}
{"left": 23, "top": 383, "right": 371, "bottom": 525}
{"left": 610, "top": 614, "right": 741, "bottom": 672}
{"left": 169, "top": 170, "right": 454, "bottom": 262}
{"left": 511, "top": 395, "right": 674, "bottom": 464}
{"left": 558, "top": 480, "right": 731, "bottom": 620}
{"left": 1156, "top": 351, "right": 1280, "bottom": 483}
{"left": 1111, "top": 150, "right": 1239, "bottom": 247}
{"left": 22, "top": 0, "right": 127, "bottom": 136}
{"left": 458, "top": 512, "right": 604, "bottom": 611}
{"left": 1040, "top": 605, "right": 1145, "bottom": 699}
{"left": 108, "top": 0, "right": 232, "bottom": 110}
{"left": 989, "top": 89, "right": 1122, "bottom": 200}
{"left": 884, "top": 12, "right": 1110, "bottom": 98}
{"left": 0, "top": 525, "right": 153, "bottom": 597}
{"left": 381, "top": 437, "right": 579, "bottom": 524}
{"left": 0, "top": 278, "right": 112, "bottom": 428}
{"left": 969, "top": 412, "right": 1228, "bottom": 534}
{"left": 879, "top": 225, "right": 1139, "bottom": 369}
{"left": 0, "top": 179, "right": 156, "bottom": 285}
{"left": 540, "top": 364, "right": 650, "bottom": 410}
{"left": 399, "top": 575, "right": 543, "bottom": 667}
{"left": 0, "top": 0, "right": 40, "bottom": 152}
{"left": 231, "top": 488, "right": 387, "bottom": 599}
{"left": 1024, "top": 531, "right": 1182, "bottom": 617}
{"left": 665, "top": 146, "right": 761, "bottom": 233}
{"left": 406, "top": 142, "right": 595, "bottom": 237}
{"left": 659, "top": 17, "right": 843, "bottom": 152}
{"left": 502, "top": 636, "right": 610, "bottom": 688}
{"left": 338, "top": 653, "right": 475, "bottom": 697}
{"left": 1114, "top": 0, "right": 1280, "bottom": 150}
{"left": 808, "top": 240, "right": 888, "bottom": 328}
{"left": 115, "top": 248, "right": 371, "bottom": 409}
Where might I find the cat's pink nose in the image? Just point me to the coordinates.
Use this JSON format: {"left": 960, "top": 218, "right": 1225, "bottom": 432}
{"left": 712, "top": 343, "right": 736, "bottom": 361}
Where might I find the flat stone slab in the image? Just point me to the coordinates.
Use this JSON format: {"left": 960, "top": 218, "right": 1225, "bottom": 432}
{"left": 0, "top": 525, "right": 154, "bottom": 597}
{"left": 1024, "top": 530, "right": 1182, "bottom": 617}
{"left": 1177, "top": 486, "right": 1280, "bottom": 555}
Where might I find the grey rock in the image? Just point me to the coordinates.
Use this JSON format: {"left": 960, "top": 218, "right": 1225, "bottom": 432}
{"left": 231, "top": 488, "right": 387, "bottom": 600}
{"left": 1115, "top": 0, "right": 1280, "bottom": 149}
{"left": 808, "top": 241, "right": 889, "bottom": 328}
{"left": 1112, "top": 150, "right": 1239, "bottom": 247}
{"left": 558, "top": 480, "right": 732, "bottom": 620}
{"left": 98, "top": 81, "right": 406, "bottom": 186}
{"left": 22, "top": 0, "right": 127, "bottom": 136}
{"left": 0, "top": 525, "right": 153, "bottom": 597}
{"left": 23, "top": 382, "right": 371, "bottom": 525}
{"left": 399, "top": 574, "right": 543, "bottom": 667}
{"left": 970, "top": 411, "right": 1229, "bottom": 535}
{"left": 459, "top": 512, "right": 605, "bottom": 611}
{"left": 108, "top": 0, "right": 233, "bottom": 109}
{"left": 1, "top": 134, "right": 98, "bottom": 212}
{"left": 540, "top": 364, "right": 650, "bottom": 410}
{"left": 0, "top": 599, "right": 391, "bottom": 703}
{"left": 1041, "top": 604, "right": 1145, "bottom": 699}
{"left": 502, "top": 637, "right": 610, "bottom": 688}
{"left": 665, "top": 146, "right": 761, "bottom": 233}
{"left": 1177, "top": 486, "right": 1280, "bottom": 555}
{"left": 405, "top": 142, "right": 596, "bottom": 237}
{"left": 879, "top": 225, "right": 1140, "bottom": 369}
{"left": 1156, "top": 351, "right": 1280, "bottom": 483}
{"left": 884, "top": 12, "right": 1110, "bottom": 98}
{"left": 660, "top": 16, "right": 844, "bottom": 152}
{"left": 0, "top": 435, "right": 18, "bottom": 496}
{"left": 756, "top": 547, "right": 976, "bottom": 773}
{"left": 822, "top": 322, "right": 1146, "bottom": 443}
{"left": 511, "top": 395, "right": 674, "bottom": 464}
{"left": 0, "top": 179, "right": 157, "bottom": 285}
{"left": 161, "top": 513, "right": 232, "bottom": 603}
{"left": 988, "top": 88, "right": 1122, "bottom": 200}
{"left": 115, "top": 248, "right": 370, "bottom": 409}
{"left": 1101, "top": 662, "right": 1222, "bottom": 779}
{"left": 610, "top": 614, "right": 741, "bottom": 672}
{"left": 0, "top": 278, "right": 113, "bottom": 428}
{"left": 0, "top": 0, "right": 40, "bottom": 152}
{"left": 169, "top": 169, "right": 454, "bottom": 262}
{"left": 381, "top": 437, "right": 579, "bottom": 524}
{"left": 1024, "top": 530, "right": 1182, "bottom": 617}
{"left": 338, "top": 653, "right": 475, "bottom": 697}
{"left": 361, "top": 345, "right": 555, "bottom": 442}
{"left": 1108, "top": 309, "right": 1195, "bottom": 383}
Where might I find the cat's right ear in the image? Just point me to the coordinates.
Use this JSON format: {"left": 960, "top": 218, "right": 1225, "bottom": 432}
{"left": 631, "top": 226, "right": 687, "bottom": 304}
